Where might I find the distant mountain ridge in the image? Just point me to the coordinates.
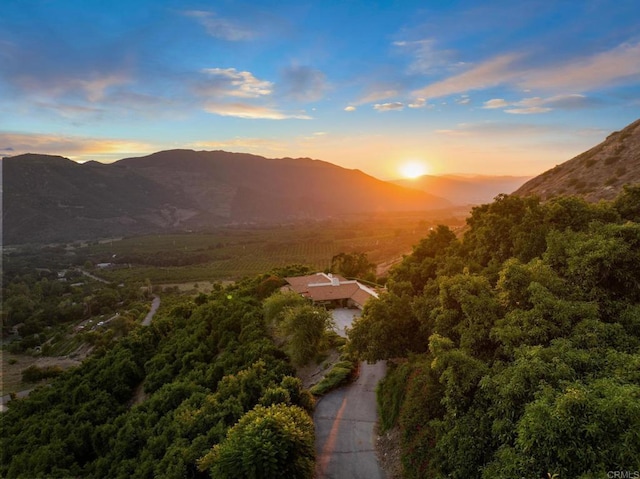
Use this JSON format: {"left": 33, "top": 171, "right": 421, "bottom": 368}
{"left": 393, "top": 174, "right": 531, "bottom": 205}
{"left": 2, "top": 149, "right": 450, "bottom": 244}
{"left": 514, "top": 118, "right": 640, "bottom": 201}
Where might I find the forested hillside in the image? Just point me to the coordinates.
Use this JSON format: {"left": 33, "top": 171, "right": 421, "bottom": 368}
{"left": 349, "top": 187, "right": 640, "bottom": 478}
{"left": 0, "top": 270, "right": 317, "bottom": 479}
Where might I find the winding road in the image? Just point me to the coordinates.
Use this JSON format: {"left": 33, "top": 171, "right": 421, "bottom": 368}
{"left": 142, "top": 295, "right": 161, "bottom": 326}
{"left": 314, "top": 361, "right": 387, "bottom": 479}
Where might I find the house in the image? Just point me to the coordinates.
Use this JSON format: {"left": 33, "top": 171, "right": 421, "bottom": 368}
{"left": 283, "top": 272, "right": 379, "bottom": 309}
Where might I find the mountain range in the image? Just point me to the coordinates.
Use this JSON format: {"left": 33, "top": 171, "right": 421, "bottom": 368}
{"left": 3, "top": 118, "right": 638, "bottom": 245}
{"left": 2, "top": 150, "right": 450, "bottom": 244}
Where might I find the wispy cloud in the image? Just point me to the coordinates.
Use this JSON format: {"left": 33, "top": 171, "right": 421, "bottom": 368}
{"left": 277, "top": 65, "right": 327, "bottom": 102}
{"left": 412, "top": 53, "right": 521, "bottom": 100}
{"left": 76, "top": 73, "right": 131, "bottom": 102}
{"left": 543, "top": 94, "right": 601, "bottom": 110}
{"left": 204, "top": 102, "right": 311, "bottom": 119}
{"left": 484, "top": 94, "right": 598, "bottom": 114}
{"left": 358, "top": 89, "right": 399, "bottom": 104}
{"left": 10, "top": 70, "right": 131, "bottom": 103}
{"left": 198, "top": 68, "right": 273, "bottom": 98}
{"left": 189, "top": 137, "right": 287, "bottom": 153}
{"left": 393, "top": 38, "right": 460, "bottom": 75}
{"left": 434, "top": 121, "right": 565, "bottom": 139}
{"left": 504, "top": 106, "right": 552, "bottom": 115}
{"left": 0, "top": 21, "right": 135, "bottom": 105}
{"left": 412, "top": 40, "right": 640, "bottom": 102}
{"left": 0, "top": 131, "right": 152, "bottom": 161}
{"left": 483, "top": 98, "right": 509, "bottom": 109}
{"left": 374, "top": 102, "right": 404, "bottom": 111}
{"left": 183, "top": 10, "right": 254, "bottom": 41}
{"left": 344, "top": 106, "right": 356, "bottom": 112}
{"left": 408, "top": 98, "right": 432, "bottom": 109}
{"left": 34, "top": 101, "right": 105, "bottom": 118}
{"left": 521, "top": 41, "right": 640, "bottom": 91}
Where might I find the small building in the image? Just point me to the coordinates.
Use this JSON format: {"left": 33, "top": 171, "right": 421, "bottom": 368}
{"left": 283, "top": 272, "right": 379, "bottom": 309}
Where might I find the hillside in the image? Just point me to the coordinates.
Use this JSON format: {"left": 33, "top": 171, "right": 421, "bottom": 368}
{"left": 349, "top": 191, "right": 640, "bottom": 478}
{"left": 1, "top": 154, "right": 193, "bottom": 245}
{"left": 514, "top": 118, "right": 640, "bottom": 201}
{"left": 394, "top": 174, "right": 531, "bottom": 205}
{"left": 2, "top": 150, "right": 450, "bottom": 244}
{"left": 0, "top": 271, "right": 318, "bottom": 478}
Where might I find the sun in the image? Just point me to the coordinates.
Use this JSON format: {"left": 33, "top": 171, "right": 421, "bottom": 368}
{"left": 399, "top": 161, "right": 429, "bottom": 179}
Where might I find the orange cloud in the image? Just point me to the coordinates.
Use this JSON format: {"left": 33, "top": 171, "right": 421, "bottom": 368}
{"left": 204, "top": 102, "right": 311, "bottom": 119}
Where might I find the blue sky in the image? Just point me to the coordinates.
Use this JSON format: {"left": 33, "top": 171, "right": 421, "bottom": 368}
{"left": 1, "top": 0, "right": 639, "bottom": 179}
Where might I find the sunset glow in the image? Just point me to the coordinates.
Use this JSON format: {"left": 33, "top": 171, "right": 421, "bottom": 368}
{"left": 400, "top": 161, "right": 429, "bottom": 179}
{"left": 0, "top": 1, "right": 638, "bottom": 178}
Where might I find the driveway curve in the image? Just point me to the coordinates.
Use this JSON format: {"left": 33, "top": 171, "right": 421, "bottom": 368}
{"left": 142, "top": 295, "right": 160, "bottom": 326}
{"left": 314, "top": 361, "right": 387, "bottom": 479}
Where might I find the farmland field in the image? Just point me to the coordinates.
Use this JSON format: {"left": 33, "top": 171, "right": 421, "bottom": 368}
{"left": 86, "top": 209, "right": 469, "bottom": 283}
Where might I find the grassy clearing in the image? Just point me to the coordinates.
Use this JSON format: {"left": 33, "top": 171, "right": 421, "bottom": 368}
{"left": 1, "top": 353, "right": 81, "bottom": 394}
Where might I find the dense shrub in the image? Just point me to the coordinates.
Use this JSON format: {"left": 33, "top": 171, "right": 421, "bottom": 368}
{"left": 353, "top": 191, "right": 640, "bottom": 478}
{"left": 309, "top": 360, "right": 356, "bottom": 396}
{"left": 1, "top": 274, "right": 313, "bottom": 479}
{"left": 198, "top": 404, "right": 315, "bottom": 479}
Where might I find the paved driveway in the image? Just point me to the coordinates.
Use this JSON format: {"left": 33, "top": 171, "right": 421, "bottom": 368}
{"left": 314, "top": 361, "right": 387, "bottom": 479}
{"left": 331, "top": 307, "right": 361, "bottom": 338}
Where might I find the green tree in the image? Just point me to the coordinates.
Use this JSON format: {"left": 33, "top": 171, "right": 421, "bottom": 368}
{"left": 330, "top": 252, "right": 375, "bottom": 280}
{"left": 263, "top": 290, "right": 308, "bottom": 324}
{"left": 613, "top": 184, "right": 640, "bottom": 222}
{"left": 432, "top": 273, "right": 502, "bottom": 358}
{"left": 348, "top": 291, "right": 426, "bottom": 361}
{"left": 504, "top": 379, "right": 640, "bottom": 477}
{"left": 463, "top": 194, "right": 544, "bottom": 267}
{"left": 198, "top": 404, "right": 315, "bottom": 479}
{"left": 3, "top": 293, "right": 36, "bottom": 326}
{"left": 390, "top": 224, "right": 458, "bottom": 294}
{"left": 280, "top": 304, "right": 333, "bottom": 365}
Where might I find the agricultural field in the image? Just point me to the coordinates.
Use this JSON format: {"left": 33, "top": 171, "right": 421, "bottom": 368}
{"left": 85, "top": 210, "right": 468, "bottom": 284}
{"left": 1, "top": 208, "right": 467, "bottom": 397}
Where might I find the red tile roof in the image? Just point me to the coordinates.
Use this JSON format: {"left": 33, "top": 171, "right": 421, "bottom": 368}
{"left": 284, "top": 272, "right": 378, "bottom": 308}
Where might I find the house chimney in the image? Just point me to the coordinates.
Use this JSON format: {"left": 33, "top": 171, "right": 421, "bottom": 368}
{"left": 331, "top": 276, "right": 339, "bottom": 286}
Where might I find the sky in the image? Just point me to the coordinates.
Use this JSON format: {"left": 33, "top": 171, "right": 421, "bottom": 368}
{"left": 1, "top": 0, "right": 639, "bottom": 180}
